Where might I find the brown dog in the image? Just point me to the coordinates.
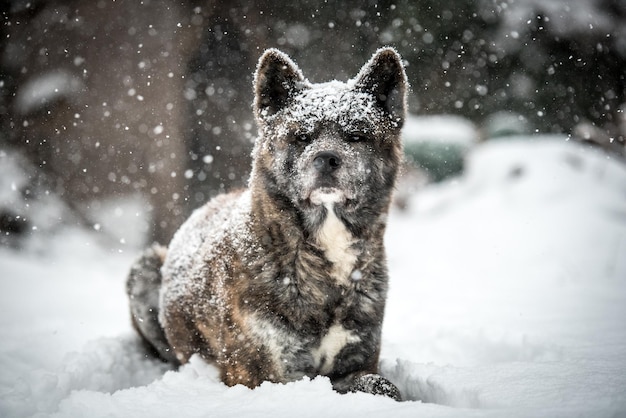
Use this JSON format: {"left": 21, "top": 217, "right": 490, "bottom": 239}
{"left": 127, "top": 47, "right": 407, "bottom": 400}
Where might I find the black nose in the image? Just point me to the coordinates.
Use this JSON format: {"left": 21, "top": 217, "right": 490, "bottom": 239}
{"left": 313, "top": 151, "right": 342, "bottom": 174}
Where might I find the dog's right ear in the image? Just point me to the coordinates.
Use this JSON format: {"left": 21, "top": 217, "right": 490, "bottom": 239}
{"left": 254, "top": 49, "right": 305, "bottom": 119}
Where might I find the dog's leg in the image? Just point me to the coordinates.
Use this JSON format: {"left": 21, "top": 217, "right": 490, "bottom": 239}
{"left": 126, "top": 244, "right": 178, "bottom": 364}
{"left": 332, "top": 372, "right": 402, "bottom": 401}
{"left": 348, "top": 373, "right": 402, "bottom": 401}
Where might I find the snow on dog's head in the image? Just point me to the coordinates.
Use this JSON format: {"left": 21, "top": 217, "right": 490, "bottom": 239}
{"left": 250, "top": 47, "right": 407, "bottom": 225}
{"left": 253, "top": 47, "right": 407, "bottom": 134}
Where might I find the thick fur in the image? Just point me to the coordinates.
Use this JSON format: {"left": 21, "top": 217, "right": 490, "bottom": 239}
{"left": 127, "top": 48, "right": 407, "bottom": 400}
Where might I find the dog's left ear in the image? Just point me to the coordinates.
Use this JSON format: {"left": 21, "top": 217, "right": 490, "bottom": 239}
{"left": 254, "top": 49, "right": 305, "bottom": 120}
{"left": 354, "top": 48, "right": 407, "bottom": 123}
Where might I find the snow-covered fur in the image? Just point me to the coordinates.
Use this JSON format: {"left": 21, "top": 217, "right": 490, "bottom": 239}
{"left": 127, "top": 48, "right": 407, "bottom": 400}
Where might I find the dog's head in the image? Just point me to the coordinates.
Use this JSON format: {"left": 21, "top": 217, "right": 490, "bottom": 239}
{"left": 251, "top": 48, "right": 407, "bottom": 234}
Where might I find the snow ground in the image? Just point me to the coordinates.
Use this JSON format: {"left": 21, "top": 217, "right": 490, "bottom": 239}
{"left": 1, "top": 137, "right": 626, "bottom": 417}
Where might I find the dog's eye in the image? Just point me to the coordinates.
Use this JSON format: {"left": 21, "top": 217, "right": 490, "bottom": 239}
{"left": 295, "top": 133, "right": 310, "bottom": 143}
{"left": 347, "top": 133, "right": 368, "bottom": 143}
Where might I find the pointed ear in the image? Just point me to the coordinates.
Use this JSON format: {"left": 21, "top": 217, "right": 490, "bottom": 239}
{"left": 354, "top": 47, "right": 408, "bottom": 122}
{"left": 254, "top": 49, "right": 305, "bottom": 119}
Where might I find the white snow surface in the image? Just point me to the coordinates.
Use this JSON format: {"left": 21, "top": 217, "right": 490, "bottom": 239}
{"left": 1, "top": 136, "right": 626, "bottom": 417}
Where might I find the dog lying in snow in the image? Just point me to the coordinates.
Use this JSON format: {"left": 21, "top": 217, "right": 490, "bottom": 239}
{"left": 127, "top": 47, "right": 407, "bottom": 400}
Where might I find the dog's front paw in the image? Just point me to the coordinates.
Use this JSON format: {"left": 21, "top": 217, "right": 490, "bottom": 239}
{"left": 349, "top": 373, "right": 402, "bottom": 401}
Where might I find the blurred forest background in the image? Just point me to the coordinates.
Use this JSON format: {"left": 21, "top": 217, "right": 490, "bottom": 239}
{"left": 1, "top": 0, "right": 625, "bottom": 244}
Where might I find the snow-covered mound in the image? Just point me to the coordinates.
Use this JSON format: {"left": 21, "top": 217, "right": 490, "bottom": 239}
{"left": 14, "top": 70, "right": 85, "bottom": 115}
{"left": 0, "top": 149, "right": 73, "bottom": 247}
{"left": 1, "top": 137, "right": 625, "bottom": 417}
{"left": 383, "top": 137, "right": 626, "bottom": 414}
{"left": 402, "top": 114, "right": 478, "bottom": 146}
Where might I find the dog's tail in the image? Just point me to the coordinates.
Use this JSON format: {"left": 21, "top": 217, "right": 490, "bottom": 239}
{"left": 126, "top": 244, "right": 178, "bottom": 364}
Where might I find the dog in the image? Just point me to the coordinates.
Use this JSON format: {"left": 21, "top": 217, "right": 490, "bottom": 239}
{"left": 126, "top": 47, "right": 407, "bottom": 400}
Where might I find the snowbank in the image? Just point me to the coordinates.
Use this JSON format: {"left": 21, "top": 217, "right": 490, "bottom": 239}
{"left": 1, "top": 137, "right": 625, "bottom": 417}
{"left": 402, "top": 114, "right": 478, "bottom": 146}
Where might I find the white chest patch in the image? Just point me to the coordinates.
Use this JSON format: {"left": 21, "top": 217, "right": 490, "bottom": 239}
{"left": 315, "top": 203, "right": 359, "bottom": 284}
{"left": 312, "top": 324, "right": 360, "bottom": 375}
